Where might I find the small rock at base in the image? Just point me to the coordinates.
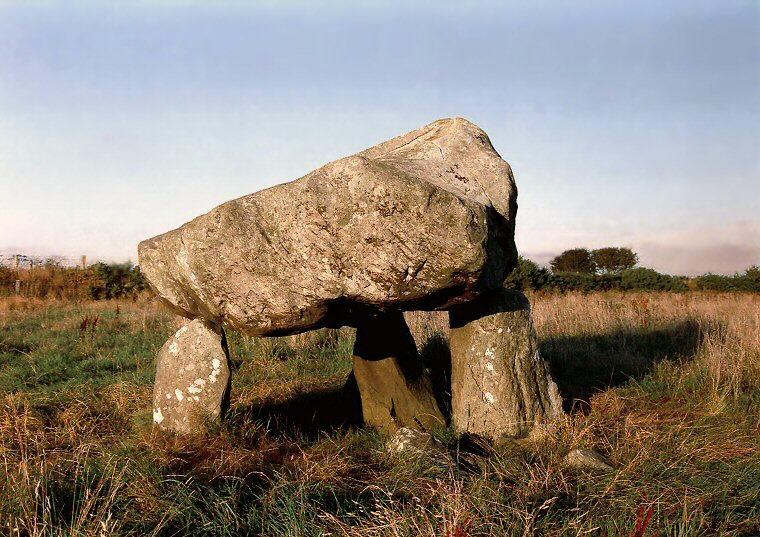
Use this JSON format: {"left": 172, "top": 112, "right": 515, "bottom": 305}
{"left": 386, "top": 427, "right": 451, "bottom": 467}
{"left": 386, "top": 427, "right": 436, "bottom": 454}
{"left": 562, "top": 448, "right": 613, "bottom": 471}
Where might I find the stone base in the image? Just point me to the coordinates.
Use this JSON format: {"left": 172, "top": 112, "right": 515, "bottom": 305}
{"left": 153, "top": 319, "right": 232, "bottom": 434}
{"left": 352, "top": 311, "right": 445, "bottom": 432}
{"left": 449, "top": 289, "right": 562, "bottom": 439}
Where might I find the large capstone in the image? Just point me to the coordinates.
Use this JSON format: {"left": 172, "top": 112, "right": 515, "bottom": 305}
{"left": 153, "top": 319, "right": 232, "bottom": 434}
{"left": 449, "top": 289, "right": 562, "bottom": 439}
{"left": 138, "top": 118, "right": 517, "bottom": 337}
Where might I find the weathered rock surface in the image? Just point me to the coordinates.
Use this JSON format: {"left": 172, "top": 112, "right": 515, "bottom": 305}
{"left": 563, "top": 448, "right": 613, "bottom": 471}
{"left": 386, "top": 427, "right": 440, "bottom": 454}
{"left": 353, "top": 312, "right": 446, "bottom": 432}
{"left": 449, "top": 289, "right": 562, "bottom": 439}
{"left": 153, "top": 319, "right": 231, "bottom": 433}
{"left": 385, "top": 427, "right": 452, "bottom": 467}
{"left": 138, "top": 118, "right": 517, "bottom": 337}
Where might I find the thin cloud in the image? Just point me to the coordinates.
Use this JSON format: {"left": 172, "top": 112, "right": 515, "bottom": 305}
{"left": 522, "top": 221, "right": 759, "bottom": 275}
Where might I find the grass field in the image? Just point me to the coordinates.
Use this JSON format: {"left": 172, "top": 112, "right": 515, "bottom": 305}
{"left": 1, "top": 292, "right": 758, "bottom": 536}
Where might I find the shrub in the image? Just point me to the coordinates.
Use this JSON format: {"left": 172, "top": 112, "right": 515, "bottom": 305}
{"left": 0, "top": 262, "right": 148, "bottom": 299}
{"left": 620, "top": 267, "right": 687, "bottom": 292}
{"left": 504, "top": 257, "right": 552, "bottom": 291}
{"left": 693, "top": 266, "right": 760, "bottom": 292}
{"left": 548, "top": 271, "right": 622, "bottom": 293}
{"left": 89, "top": 263, "right": 147, "bottom": 299}
{"left": 0, "top": 266, "right": 14, "bottom": 289}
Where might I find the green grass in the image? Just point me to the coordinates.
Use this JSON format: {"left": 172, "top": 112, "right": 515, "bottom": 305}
{"left": 1, "top": 293, "right": 759, "bottom": 536}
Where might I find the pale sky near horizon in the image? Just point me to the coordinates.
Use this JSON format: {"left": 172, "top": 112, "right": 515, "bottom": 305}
{"left": 1, "top": 0, "right": 758, "bottom": 275}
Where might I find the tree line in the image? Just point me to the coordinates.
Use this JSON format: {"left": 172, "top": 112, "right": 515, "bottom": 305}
{"left": 1, "top": 247, "right": 758, "bottom": 299}
{"left": 506, "top": 246, "right": 760, "bottom": 292}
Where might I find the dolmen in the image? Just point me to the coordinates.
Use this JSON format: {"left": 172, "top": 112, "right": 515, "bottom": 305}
{"left": 138, "top": 118, "right": 562, "bottom": 439}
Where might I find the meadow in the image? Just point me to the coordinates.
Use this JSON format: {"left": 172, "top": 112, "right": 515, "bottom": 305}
{"left": 1, "top": 292, "right": 758, "bottom": 536}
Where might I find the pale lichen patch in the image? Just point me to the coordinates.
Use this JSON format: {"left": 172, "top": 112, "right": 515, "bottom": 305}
{"left": 187, "top": 377, "right": 206, "bottom": 394}
{"left": 153, "top": 407, "right": 165, "bottom": 424}
{"left": 174, "top": 389, "right": 184, "bottom": 401}
{"left": 209, "top": 358, "right": 223, "bottom": 384}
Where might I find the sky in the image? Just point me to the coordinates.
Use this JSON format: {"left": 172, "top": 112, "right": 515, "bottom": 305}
{"left": 1, "top": 0, "right": 758, "bottom": 275}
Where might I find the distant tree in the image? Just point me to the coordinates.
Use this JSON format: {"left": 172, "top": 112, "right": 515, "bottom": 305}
{"left": 592, "top": 247, "right": 638, "bottom": 273}
{"left": 550, "top": 248, "right": 595, "bottom": 274}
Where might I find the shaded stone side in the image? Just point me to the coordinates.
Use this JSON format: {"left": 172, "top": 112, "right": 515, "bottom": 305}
{"left": 449, "top": 289, "right": 562, "bottom": 439}
{"left": 153, "top": 319, "right": 232, "bottom": 433}
{"left": 352, "top": 312, "right": 446, "bottom": 432}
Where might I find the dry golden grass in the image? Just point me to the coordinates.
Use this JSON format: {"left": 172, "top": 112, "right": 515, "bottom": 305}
{"left": 0, "top": 292, "right": 758, "bottom": 535}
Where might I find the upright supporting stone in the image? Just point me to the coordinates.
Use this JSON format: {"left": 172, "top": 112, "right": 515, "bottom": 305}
{"left": 153, "top": 319, "right": 232, "bottom": 433}
{"left": 449, "top": 289, "right": 562, "bottom": 439}
{"left": 352, "top": 311, "right": 446, "bottom": 433}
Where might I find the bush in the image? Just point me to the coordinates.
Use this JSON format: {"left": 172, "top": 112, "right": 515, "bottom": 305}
{"left": 693, "top": 266, "right": 760, "bottom": 292}
{"left": 0, "top": 262, "right": 148, "bottom": 299}
{"left": 504, "top": 257, "right": 552, "bottom": 291}
{"left": 620, "top": 267, "right": 687, "bottom": 292}
{"left": 547, "top": 271, "right": 622, "bottom": 293}
{"left": 89, "top": 263, "right": 147, "bottom": 299}
{"left": 0, "top": 266, "right": 14, "bottom": 289}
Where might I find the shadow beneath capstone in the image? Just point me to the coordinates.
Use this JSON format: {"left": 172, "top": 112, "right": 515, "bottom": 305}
{"left": 228, "top": 320, "right": 703, "bottom": 436}
{"left": 420, "top": 333, "right": 453, "bottom": 421}
{"left": 540, "top": 320, "right": 702, "bottom": 411}
{"left": 232, "top": 373, "right": 362, "bottom": 439}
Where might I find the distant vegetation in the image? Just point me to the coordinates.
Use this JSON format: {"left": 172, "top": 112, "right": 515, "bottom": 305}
{"left": 0, "top": 261, "right": 147, "bottom": 300}
{"left": 506, "top": 247, "right": 760, "bottom": 293}
{"left": 0, "top": 248, "right": 758, "bottom": 299}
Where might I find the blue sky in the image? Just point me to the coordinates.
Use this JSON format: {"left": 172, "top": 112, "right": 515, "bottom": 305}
{"left": 1, "top": 0, "right": 758, "bottom": 274}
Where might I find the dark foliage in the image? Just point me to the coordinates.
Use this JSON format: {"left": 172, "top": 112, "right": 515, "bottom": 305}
{"left": 550, "top": 248, "right": 596, "bottom": 274}
{"left": 509, "top": 255, "right": 756, "bottom": 294}
{"left": 619, "top": 267, "right": 688, "bottom": 292}
{"left": 504, "top": 256, "right": 552, "bottom": 291}
{"left": 693, "top": 266, "right": 760, "bottom": 292}
{"left": 0, "top": 261, "right": 148, "bottom": 299}
{"left": 591, "top": 247, "right": 638, "bottom": 273}
{"left": 89, "top": 262, "right": 147, "bottom": 299}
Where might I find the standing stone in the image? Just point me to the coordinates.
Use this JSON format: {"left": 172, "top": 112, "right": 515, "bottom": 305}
{"left": 449, "top": 289, "right": 562, "bottom": 439}
{"left": 352, "top": 312, "right": 446, "bottom": 432}
{"left": 153, "top": 319, "right": 232, "bottom": 434}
